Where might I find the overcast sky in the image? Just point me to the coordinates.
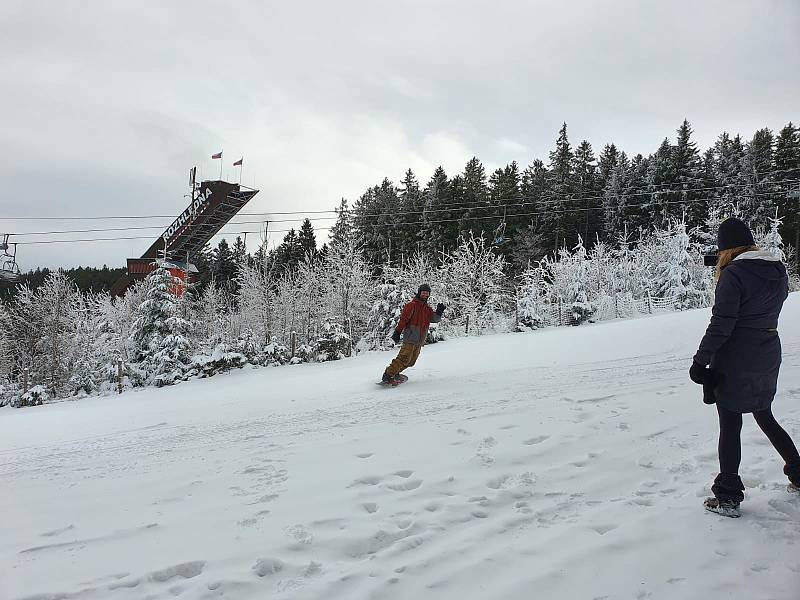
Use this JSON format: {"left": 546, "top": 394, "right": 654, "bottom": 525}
{"left": 1, "top": 0, "right": 798, "bottom": 270}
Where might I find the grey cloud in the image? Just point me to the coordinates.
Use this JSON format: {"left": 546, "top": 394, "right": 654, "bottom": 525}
{"left": 1, "top": 0, "right": 797, "bottom": 268}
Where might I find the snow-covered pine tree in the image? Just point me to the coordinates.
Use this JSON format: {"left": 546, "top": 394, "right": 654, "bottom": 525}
{"left": 646, "top": 138, "right": 675, "bottom": 229}
{"left": 545, "top": 123, "right": 574, "bottom": 251}
{"left": 396, "top": 169, "right": 424, "bottom": 258}
{"left": 419, "top": 167, "right": 451, "bottom": 255}
{"left": 130, "top": 264, "right": 194, "bottom": 386}
{"left": 774, "top": 123, "right": 800, "bottom": 265}
{"left": 538, "top": 237, "right": 596, "bottom": 326}
{"left": 738, "top": 128, "right": 776, "bottom": 230}
{"left": 571, "top": 141, "right": 600, "bottom": 242}
{"left": 314, "top": 318, "right": 351, "bottom": 362}
{"left": 366, "top": 278, "right": 403, "bottom": 350}
{"left": 603, "top": 160, "right": 627, "bottom": 238}
{"left": 565, "top": 237, "right": 595, "bottom": 325}
{"left": 650, "top": 221, "right": 707, "bottom": 310}
{"left": 516, "top": 263, "right": 548, "bottom": 330}
{"left": 459, "top": 157, "right": 491, "bottom": 243}
{"left": 672, "top": 120, "right": 705, "bottom": 229}
{"left": 758, "top": 213, "right": 785, "bottom": 260}
{"left": 298, "top": 219, "right": 318, "bottom": 262}
{"left": 329, "top": 198, "right": 354, "bottom": 249}
{"left": 212, "top": 238, "right": 238, "bottom": 289}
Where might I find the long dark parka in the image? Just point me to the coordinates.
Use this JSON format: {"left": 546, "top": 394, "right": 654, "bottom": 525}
{"left": 694, "top": 250, "right": 789, "bottom": 412}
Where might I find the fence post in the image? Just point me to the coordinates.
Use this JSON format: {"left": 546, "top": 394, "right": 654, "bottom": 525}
{"left": 557, "top": 297, "right": 563, "bottom": 326}
{"left": 514, "top": 288, "right": 519, "bottom": 330}
{"left": 22, "top": 367, "right": 29, "bottom": 394}
{"left": 647, "top": 291, "right": 653, "bottom": 314}
{"left": 465, "top": 314, "right": 470, "bottom": 335}
{"left": 347, "top": 318, "right": 353, "bottom": 357}
{"left": 290, "top": 331, "right": 297, "bottom": 358}
{"left": 614, "top": 293, "right": 619, "bottom": 319}
{"left": 117, "top": 359, "right": 124, "bottom": 394}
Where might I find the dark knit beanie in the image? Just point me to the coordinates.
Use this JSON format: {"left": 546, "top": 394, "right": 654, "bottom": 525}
{"left": 417, "top": 283, "right": 431, "bottom": 295}
{"left": 717, "top": 218, "right": 755, "bottom": 251}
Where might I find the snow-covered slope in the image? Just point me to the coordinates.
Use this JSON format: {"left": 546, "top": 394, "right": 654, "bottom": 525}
{"left": 2, "top": 296, "right": 800, "bottom": 600}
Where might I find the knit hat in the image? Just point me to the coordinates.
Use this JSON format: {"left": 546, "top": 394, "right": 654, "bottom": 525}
{"left": 717, "top": 218, "right": 755, "bottom": 251}
{"left": 417, "top": 283, "right": 431, "bottom": 295}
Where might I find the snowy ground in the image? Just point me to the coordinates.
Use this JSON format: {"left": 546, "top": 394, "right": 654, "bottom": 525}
{"left": 3, "top": 297, "right": 800, "bottom": 600}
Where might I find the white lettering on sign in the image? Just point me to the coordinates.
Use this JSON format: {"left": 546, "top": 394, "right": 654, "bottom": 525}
{"left": 162, "top": 187, "right": 213, "bottom": 244}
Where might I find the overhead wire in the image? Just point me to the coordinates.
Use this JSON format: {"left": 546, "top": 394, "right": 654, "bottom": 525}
{"left": 2, "top": 166, "right": 798, "bottom": 224}
{"left": 12, "top": 190, "right": 792, "bottom": 246}
{"left": 6, "top": 177, "right": 800, "bottom": 239}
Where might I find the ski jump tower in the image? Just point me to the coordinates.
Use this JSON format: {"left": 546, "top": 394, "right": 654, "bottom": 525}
{"left": 110, "top": 168, "right": 259, "bottom": 296}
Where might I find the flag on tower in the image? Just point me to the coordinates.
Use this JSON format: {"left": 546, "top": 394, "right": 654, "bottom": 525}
{"left": 211, "top": 151, "right": 223, "bottom": 159}
{"left": 233, "top": 157, "right": 243, "bottom": 166}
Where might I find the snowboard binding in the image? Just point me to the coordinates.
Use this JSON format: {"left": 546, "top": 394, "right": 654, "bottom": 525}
{"left": 378, "top": 373, "right": 408, "bottom": 387}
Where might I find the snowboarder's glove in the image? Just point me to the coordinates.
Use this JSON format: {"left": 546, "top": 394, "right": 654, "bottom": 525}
{"left": 689, "top": 361, "right": 708, "bottom": 385}
{"left": 436, "top": 303, "right": 446, "bottom": 316}
{"left": 391, "top": 330, "right": 401, "bottom": 344}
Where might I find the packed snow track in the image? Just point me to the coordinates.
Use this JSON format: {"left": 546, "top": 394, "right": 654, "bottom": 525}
{"left": 2, "top": 297, "right": 800, "bottom": 599}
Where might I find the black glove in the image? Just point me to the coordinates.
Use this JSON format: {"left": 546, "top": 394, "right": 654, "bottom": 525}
{"left": 391, "top": 330, "right": 401, "bottom": 344}
{"left": 436, "top": 303, "right": 446, "bottom": 316}
{"left": 689, "top": 361, "right": 708, "bottom": 385}
{"left": 702, "top": 382, "right": 717, "bottom": 405}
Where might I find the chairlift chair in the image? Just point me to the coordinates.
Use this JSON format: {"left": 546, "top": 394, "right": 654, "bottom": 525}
{"left": 0, "top": 234, "right": 21, "bottom": 284}
{"left": 492, "top": 208, "right": 511, "bottom": 247}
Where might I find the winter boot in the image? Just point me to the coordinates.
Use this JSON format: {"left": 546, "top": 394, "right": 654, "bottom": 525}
{"left": 707, "top": 473, "right": 744, "bottom": 516}
{"left": 381, "top": 372, "right": 395, "bottom": 385}
{"left": 704, "top": 497, "right": 741, "bottom": 518}
{"left": 711, "top": 473, "right": 745, "bottom": 504}
{"left": 784, "top": 460, "right": 800, "bottom": 490}
{"left": 789, "top": 483, "right": 800, "bottom": 495}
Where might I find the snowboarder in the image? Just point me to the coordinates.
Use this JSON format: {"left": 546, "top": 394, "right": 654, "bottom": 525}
{"left": 381, "top": 283, "right": 445, "bottom": 385}
{"left": 690, "top": 218, "right": 800, "bottom": 517}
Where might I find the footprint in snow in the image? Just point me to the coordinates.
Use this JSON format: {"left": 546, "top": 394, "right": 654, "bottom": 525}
{"left": 148, "top": 561, "right": 206, "bottom": 583}
{"left": 285, "top": 524, "right": 313, "bottom": 548}
{"left": 252, "top": 558, "right": 284, "bottom": 577}
{"left": 349, "top": 475, "right": 382, "bottom": 487}
{"left": 522, "top": 435, "right": 549, "bottom": 445}
{"left": 386, "top": 479, "right": 423, "bottom": 492}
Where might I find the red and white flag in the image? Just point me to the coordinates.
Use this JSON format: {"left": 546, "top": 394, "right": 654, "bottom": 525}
{"left": 233, "top": 157, "right": 243, "bottom": 167}
{"left": 211, "top": 151, "right": 223, "bottom": 159}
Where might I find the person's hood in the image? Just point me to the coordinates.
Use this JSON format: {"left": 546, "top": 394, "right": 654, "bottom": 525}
{"left": 731, "top": 250, "right": 787, "bottom": 281}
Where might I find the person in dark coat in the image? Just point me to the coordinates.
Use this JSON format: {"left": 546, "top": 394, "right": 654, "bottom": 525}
{"left": 381, "top": 283, "right": 445, "bottom": 385}
{"left": 690, "top": 218, "right": 800, "bottom": 515}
